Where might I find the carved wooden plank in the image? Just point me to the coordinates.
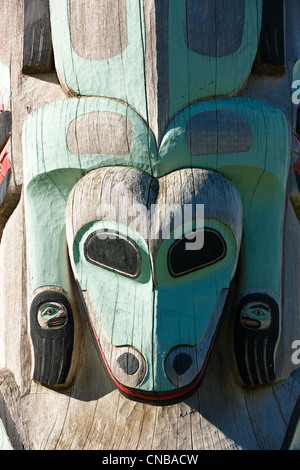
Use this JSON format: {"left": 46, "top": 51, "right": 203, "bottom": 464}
{"left": 22, "top": 0, "right": 54, "bottom": 74}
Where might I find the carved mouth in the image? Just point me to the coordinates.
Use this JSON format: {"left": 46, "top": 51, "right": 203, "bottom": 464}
{"left": 91, "top": 307, "right": 222, "bottom": 405}
{"left": 241, "top": 313, "right": 261, "bottom": 329}
{"left": 101, "top": 327, "right": 219, "bottom": 405}
{"left": 83, "top": 289, "right": 227, "bottom": 404}
{"left": 48, "top": 313, "right": 67, "bottom": 328}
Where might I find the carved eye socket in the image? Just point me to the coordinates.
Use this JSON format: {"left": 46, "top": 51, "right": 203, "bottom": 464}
{"left": 84, "top": 230, "right": 142, "bottom": 279}
{"left": 168, "top": 228, "right": 226, "bottom": 277}
{"left": 254, "top": 310, "right": 264, "bottom": 317}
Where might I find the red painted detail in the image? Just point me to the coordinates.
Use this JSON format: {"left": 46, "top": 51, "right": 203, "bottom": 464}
{"left": 0, "top": 139, "right": 11, "bottom": 184}
{"left": 295, "top": 157, "right": 300, "bottom": 177}
{"left": 0, "top": 94, "right": 4, "bottom": 112}
{"left": 86, "top": 307, "right": 220, "bottom": 402}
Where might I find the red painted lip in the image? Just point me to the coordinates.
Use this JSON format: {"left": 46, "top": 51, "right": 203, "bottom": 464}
{"left": 0, "top": 138, "right": 11, "bottom": 184}
{"left": 241, "top": 313, "right": 260, "bottom": 329}
{"left": 87, "top": 309, "right": 220, "bottom": 403}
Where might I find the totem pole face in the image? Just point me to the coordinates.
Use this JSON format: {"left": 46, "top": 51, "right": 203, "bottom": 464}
{"left": 66, "top": 166, "right": 242, "bottom": 401}
{"left": 19, "top": 0, "right": 290, "bottom": 401}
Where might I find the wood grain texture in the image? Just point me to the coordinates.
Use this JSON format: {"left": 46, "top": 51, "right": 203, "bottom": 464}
{"left": 65, "top": 166, "right": 242, "bottom": 399}
{"left": 23, "top": 0, "right": 54, "bottom": 74}
{"left": 68, "top": 0, "right": 127, "bottom": 61}
{"left": 0, "top": 0, "right": 300, "bottom": 451}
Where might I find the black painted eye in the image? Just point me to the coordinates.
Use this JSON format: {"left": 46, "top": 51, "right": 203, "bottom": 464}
{"left": 84, "top": 230, "right": 141, "bottom": 279}
{"left": 168, "top": 228, "right": 226, "bottom": 277}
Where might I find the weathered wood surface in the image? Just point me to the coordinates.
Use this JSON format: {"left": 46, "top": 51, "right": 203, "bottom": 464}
{"left": 0, "top": 0, "right": 300, "bottom": 451}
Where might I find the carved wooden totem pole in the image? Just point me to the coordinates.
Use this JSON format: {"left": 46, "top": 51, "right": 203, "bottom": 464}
{"left": 1, "top": 0, "right": 300, "bottom": 451}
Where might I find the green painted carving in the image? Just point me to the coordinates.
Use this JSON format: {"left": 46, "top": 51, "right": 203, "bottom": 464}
{"left": 168, "top": 0, "right": 262, "bottom": 118}
{"left": 23, "top": 92, "right": 289, "bottom": 391}
{"left": 156, "top": 97, "right": 289, "bottom": 294}
{"left": 155, "top": 97, "right": 290, "bottom": 385}
{"left": 22, "top": 0, "right": 292, "bottom": 395}
{"left": 49, "top": 1, "right": 262, "bottom": 124}
{"left": 23, "top": 97, "right": 157, "bottom": 296}
{"left": 49, "top": 0, "right": 148, "bottom": 119}
{"left": 66, "top": 166, "right": 242, "bottom": 398}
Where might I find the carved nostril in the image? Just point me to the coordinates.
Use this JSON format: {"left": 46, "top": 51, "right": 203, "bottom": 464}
{"left": 117, "top": 352, "right": 140, "bottom": 376}
{"left": 165, "top": 346, "right": 199, "bottom": 388}
{"left": 172, "top": 352, "right": 193, "bottom": 376}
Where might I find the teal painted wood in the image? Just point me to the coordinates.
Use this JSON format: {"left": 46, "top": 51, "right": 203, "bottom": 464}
{"left": 67, "top": 166, "right": 242, "bottom": 394}
{"left": 49, "top": 0, "right": 148, "bottom": 120}
{"left": 22, "top": 97, "right": 157, "bottom": 184}
{"left": 22, "top": 95, "right": 289, "bottom": 327}
{"left": 22, "top": 97, "right": 157, "bottom": 295}
{"left": 156, "top": 97, "right": 290, "bottom": 296}
{"left": 23, "top": 0, "right": 53, "bottom": 74}
{"left": 168, "top": 0, "right": 262, "bottom": 118}
{"left": 49, "top": 1, "right": 262, "bottom": 129}
{"left": 156, "top": 96, "right": 290, "bottom": 385}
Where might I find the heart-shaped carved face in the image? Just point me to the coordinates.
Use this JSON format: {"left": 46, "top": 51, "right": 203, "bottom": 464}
{"left": 66, "top": 166, "right": 242, "bottom": 403}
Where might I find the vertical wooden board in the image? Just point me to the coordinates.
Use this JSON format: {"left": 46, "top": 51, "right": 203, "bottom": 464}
{"left": 22, "top": 0, "right": 54, "bottom": 74}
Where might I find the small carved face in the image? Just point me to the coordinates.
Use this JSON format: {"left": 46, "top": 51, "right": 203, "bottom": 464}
{"left": 66, "top": 166, "right": 242, "bottom": 402}
{"left": 240, "top": 302, "right": 271, "bottom": 330}
{"left": 37, "top": 302, "right": 68, "bottom": 330}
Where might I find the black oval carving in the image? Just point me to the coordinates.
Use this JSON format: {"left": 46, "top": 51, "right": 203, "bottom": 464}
{"left": 168, "top": 228, "right": 226, "bottom": 277}
{"left": 84, "top": 230, "right": 141, "bottom": 279}
{"left": 117, "top": 353, "right": 140, "bottom": 376}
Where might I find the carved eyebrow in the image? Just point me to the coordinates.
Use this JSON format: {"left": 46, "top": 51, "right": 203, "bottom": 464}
{"left": 247, "top": 304, "right": 269, "bottom": 310}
